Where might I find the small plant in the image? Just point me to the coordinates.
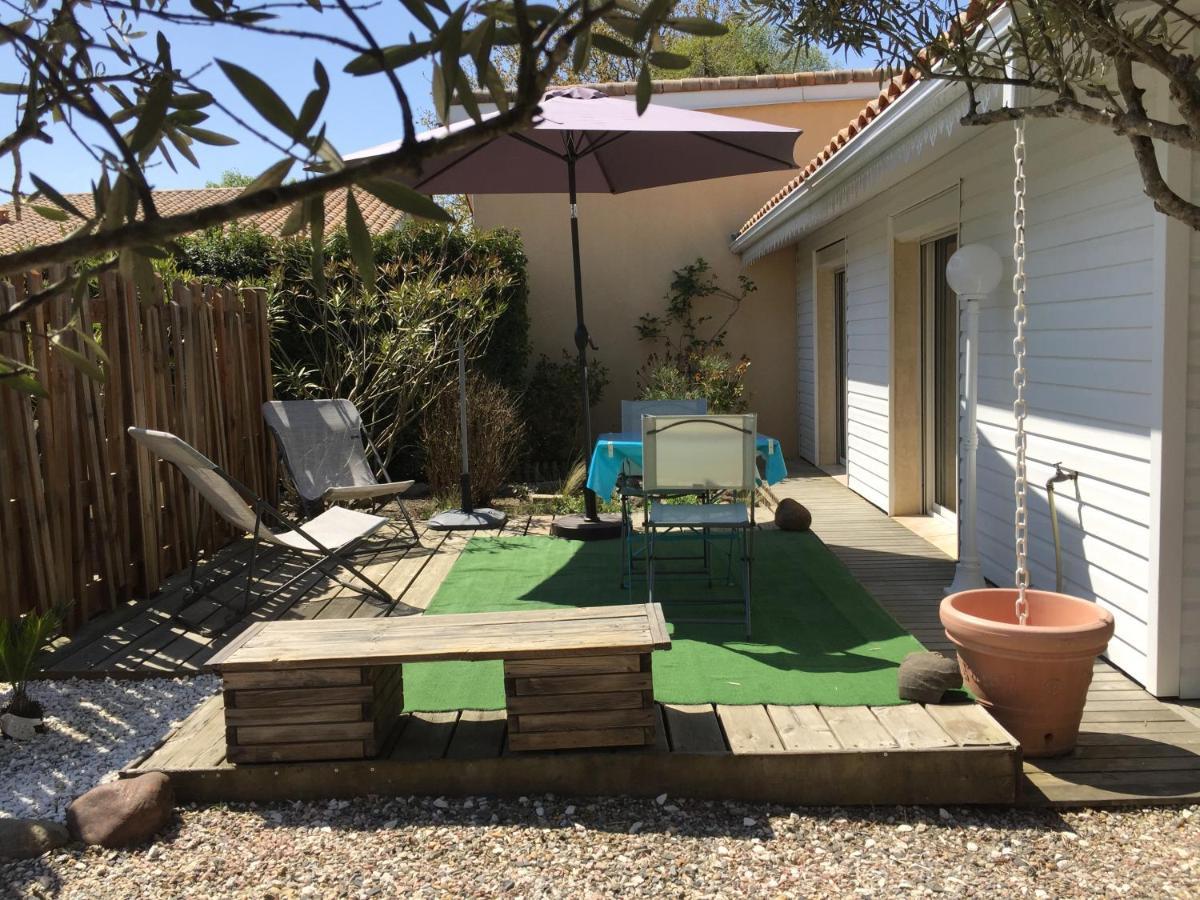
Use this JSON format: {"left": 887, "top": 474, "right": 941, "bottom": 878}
{"left": 0, "top": 607, "right": 65, "bottom": 723}
{"left": 421, "top": 373, "right": 526, "bottom": 506}
{"left": 639, "top": 351, "right": 751, "bottom": 414}
{"left": 635, "top": 258, "right": 755, "bottom": 413}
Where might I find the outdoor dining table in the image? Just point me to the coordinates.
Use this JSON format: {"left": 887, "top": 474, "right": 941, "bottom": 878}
{"left": 585, "top": 431, "right": 787, "bottom": 498}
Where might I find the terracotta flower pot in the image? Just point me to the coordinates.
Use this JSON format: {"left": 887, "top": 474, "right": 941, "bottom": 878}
{"left": 940, "top": 588, "right": 1114, "bottom": 758}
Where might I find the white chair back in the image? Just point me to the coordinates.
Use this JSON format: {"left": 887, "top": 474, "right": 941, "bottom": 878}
{"left": 128, "top": 427, "right": 260, "bottom": 534}
{"left": 641, "top": 414, "right": 757, "bottom": 493}
{"left": 262, "top": 400, "right": 377, "bottom": 503}
{"left": 620, "top": 399, "right": 707, "bottom": 434}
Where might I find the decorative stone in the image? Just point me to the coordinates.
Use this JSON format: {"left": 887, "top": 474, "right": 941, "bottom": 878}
{"left": 898, "top": 651, "right": 963, "bottom": 703}
{"left": 0, "top": 818, "right": 70, "bottom": 859}
{"left": 774, "top": 498, "right": 812, "bottom": 532}
{"left": 66, "top": 772, "right": 175, "bottom": 848}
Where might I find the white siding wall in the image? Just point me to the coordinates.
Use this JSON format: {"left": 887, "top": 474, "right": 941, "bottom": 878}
{"left": 792, "top": 116, "right": 1157, "bottom": 684}
{"left": 796, "top": 271, "right": 816, "bottom": 461}
{"left": 1182, "top": 152, "right": 1200, "bottom": 697}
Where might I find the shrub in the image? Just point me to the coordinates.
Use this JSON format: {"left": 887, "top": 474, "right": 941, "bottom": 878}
{"left": 638, "top": 351, "right": 751, "bottom": 413}
{"left": 520, "top": 351, "right": 609, "bottom": 480}
{"left": 169, "top": 221, "right": 530, "bottom": 477}
{"left": 420, "top": 374, "right": 525, "bottom": 506}
{"left": 635, "top": 258, "right": 754, "bottom": 414}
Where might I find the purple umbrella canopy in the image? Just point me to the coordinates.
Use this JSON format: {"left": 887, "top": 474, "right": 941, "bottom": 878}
{"left": 344, "top": 87, "right": 802, "bottom": 194}
{"left": 344, "top": 88, "right": 801, "bottom": 537}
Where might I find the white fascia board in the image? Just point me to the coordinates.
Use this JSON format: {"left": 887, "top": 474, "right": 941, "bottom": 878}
{"left": 732, "top": 5, "right": 1015, "bottom": 259}
{"left": 729, "top": 76, "right": 956, "bottom": 256}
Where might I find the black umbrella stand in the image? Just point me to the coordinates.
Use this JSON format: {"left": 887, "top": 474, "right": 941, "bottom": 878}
{"left": 550, "top": 149, "right": 622, "bottom": 541}
{"left": 428, "top": 341, "right": 507, "bottom": 531}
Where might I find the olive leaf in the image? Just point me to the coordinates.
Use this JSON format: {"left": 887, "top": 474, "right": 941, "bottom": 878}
{"left": 362, "top": 178, "right": 452, "bottom": 222}
{"left": 344, "top": 190, "right": 376, "bottom": 290}
{"left": 217, "top": 60, "right": 299, "bottom": 140}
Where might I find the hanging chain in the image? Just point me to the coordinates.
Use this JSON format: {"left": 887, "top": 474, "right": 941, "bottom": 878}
{"left": 1012, "top": 119, "right": 1030, "bottom": 625}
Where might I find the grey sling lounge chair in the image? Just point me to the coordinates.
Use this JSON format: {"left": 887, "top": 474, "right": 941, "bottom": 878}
{"left": 128, "top": 427, "right": 413, "bottom": 626}
{"left": 262, "top": 400, "right": 419, "bottom": 542}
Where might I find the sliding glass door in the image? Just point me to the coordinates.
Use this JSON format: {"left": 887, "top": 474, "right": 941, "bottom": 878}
{"left": 921, "top": 234, "right": 958, "bottom": 517}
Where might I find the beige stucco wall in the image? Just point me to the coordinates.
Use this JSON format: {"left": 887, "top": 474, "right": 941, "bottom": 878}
{"left": 470, "top": 97, "right": 869, "bottom": 454}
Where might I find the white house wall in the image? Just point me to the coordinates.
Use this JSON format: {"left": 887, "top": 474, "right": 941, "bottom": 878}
{"left": 1182, "top": 150, "right": 1200, "bottom": 697}
{"left": 792, "top": 116, "right": 1157, "bottom": 685}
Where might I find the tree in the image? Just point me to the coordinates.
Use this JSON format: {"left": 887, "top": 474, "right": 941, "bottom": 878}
{"left": 493, "top": 0, "right": 825, "bottom": 84}
{"left": 0, "top": 0, "right": 726, "bottom": 394}
{"left": 205, "top": 169, "right": 255, "bottom": 188}
{"left": 745, "top": 0, "right": 1200, "bottom": 230}
{"left": 656, "top": 19, "right": 828, "bottom": 78}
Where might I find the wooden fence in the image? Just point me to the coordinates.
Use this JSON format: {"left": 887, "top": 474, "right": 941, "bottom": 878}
{"left": 0, "top": 271, "right": 276, "bottom": 630}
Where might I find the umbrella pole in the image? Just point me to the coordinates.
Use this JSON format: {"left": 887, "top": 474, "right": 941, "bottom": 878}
{"left": 427, "top": 340, "right": 506, "bottom": 531}
{"left": 455, "top": 340, "right": 473, "bottom": 514}
{"left": 552, "top": 150, "right": 620, "bottom": 540}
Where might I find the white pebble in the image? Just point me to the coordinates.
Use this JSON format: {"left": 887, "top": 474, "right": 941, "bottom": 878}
{"left": 0, "top": 675, "right": 218, "bottom": 821}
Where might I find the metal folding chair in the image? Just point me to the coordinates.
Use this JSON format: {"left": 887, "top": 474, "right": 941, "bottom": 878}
{"left": 262, "top": 400, "right": 419, "bottom": 542}
{"left": 617, "top": 399, "right": 708, "bottom": 588}
{"left": 641, "top": 414, "right": 757, "bottom": 636}
{"left": 128, "top": 427, "right": 416, "bottom": 630}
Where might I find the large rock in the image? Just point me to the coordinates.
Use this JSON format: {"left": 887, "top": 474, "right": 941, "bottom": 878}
{"left": 774, "top": 498, "right": 812, "bottom": 532}
{"left": 898, "top": 652, "right": 963, "bottom": 703}
{"left": 0, "top": 818, "right": 70, "bottom": 859}
{"left": 66, "top": 773, "right": 175, "bottom": 848}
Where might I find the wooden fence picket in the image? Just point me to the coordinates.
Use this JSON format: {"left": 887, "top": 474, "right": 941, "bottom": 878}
{"left": 0, "top": 272, "right": 276, "bottom": 630}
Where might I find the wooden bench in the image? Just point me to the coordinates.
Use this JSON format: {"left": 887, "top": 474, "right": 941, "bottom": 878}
{"left": 206, "top": 603, "right": 671, "bottom": 763}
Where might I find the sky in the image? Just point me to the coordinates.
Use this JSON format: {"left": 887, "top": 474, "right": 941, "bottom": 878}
{"left": 0, "top": 6, "right": 873, "bottom": 197}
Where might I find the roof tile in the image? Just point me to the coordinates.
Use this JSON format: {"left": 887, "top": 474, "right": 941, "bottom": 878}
{"left": 0, "top": 186, "right": 405, "bottom": 254}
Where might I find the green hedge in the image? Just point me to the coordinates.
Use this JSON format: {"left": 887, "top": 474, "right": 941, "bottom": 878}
{"left": 168, "top": 222, "right": 530, "bottom": 395}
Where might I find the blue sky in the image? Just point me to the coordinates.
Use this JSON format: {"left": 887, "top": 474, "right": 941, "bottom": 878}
{"left": 0, "top": 8, "right": 873, "bottom": 196}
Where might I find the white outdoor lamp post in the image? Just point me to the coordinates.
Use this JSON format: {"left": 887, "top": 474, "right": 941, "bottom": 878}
{"left": 944, "top": 243, "right": 1004, "bottom": 594}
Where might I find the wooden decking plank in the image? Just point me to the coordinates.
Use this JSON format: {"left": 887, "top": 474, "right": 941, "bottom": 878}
{"left": 925, "top": 704, "right": 1016, "bottom": 746}
{"left": 766, "top": 705, "right": 841, "bottom": 751}
{"left": 873, "top": 704, "right": 956, "bottom": 749}
{"left": 657, "top": 705, "right": 720, "bottom": 753}
{"left": 1022, "top": 770, "right": 1200, "bottom": 806}
{"left": 444, "top": 709, "right": 508, "bottom": 760}
{"left": 716, "top": 704, "right": 784, "bottom": 754}
{"left": 820, "top": 706, "right": 898, "bottom": 750}
{"left": 138, "top": 694, "right": 225, "bottom": 771}
{"left": 390, "top": 711, "right": 459, "bottom": 761}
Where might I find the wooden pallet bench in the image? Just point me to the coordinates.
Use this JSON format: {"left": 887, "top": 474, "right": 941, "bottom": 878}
{"left": 206, "top": 603, "right": 671, "bottom": 763}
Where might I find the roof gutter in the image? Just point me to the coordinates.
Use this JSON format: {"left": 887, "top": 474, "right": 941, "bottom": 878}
{"left": 731, "top": 76, "right": 959, "bottom": 261}
{"left": 733, "top": 5, "right": 1013, "bottom": 263}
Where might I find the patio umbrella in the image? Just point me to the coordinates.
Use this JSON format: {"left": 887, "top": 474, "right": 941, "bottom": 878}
{"left": 346, "top": 87, "right": 802, "bottom": 539}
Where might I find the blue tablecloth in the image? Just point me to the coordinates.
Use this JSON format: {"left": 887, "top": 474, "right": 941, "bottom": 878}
{"left": 585, "top": 431, "right": 787, "bottom": 497}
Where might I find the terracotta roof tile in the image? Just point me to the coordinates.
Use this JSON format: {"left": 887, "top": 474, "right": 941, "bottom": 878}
{"left": 0, "top": 186, "right": 405, "bottom": 254}
{"left": 737, "top": 3, "right": 993, "bottom": 241}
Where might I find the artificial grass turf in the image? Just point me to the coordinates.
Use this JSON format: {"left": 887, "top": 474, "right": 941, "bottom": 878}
{"left": 402, "top": 531, "right": 929, "bottom": 710}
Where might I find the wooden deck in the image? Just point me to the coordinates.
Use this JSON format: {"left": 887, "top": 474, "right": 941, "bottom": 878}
{"left": 125, "top": 691, "right": 1020, "bottom": 807}
{"left": 42, "top": 463, "right": 1200, "bottom": 806}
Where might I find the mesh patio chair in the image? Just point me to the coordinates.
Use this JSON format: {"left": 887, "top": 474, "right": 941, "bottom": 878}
{"left": 128, "top": 427, "right": 414, "bottom": 627}
{"left": 262, "top": 400, "right": 418, "bottom": 542}
{"left": 641, "top": 413, "right": 757, "bottom": 636}
{"left": 617, "top": 399, "right": 708, "bottom": 588}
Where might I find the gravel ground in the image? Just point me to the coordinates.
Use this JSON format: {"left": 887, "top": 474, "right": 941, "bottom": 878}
{"left": 0, "top": 677, "right": 218, "bottom": 821}
{"left": 2, "top": 795, "right": 1196, "bottom": 898}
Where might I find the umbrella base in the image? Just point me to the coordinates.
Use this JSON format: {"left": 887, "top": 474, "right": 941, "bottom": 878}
{"left": 428, "top": 508, "right": 508, "bottom": 531}
{"left": 551, "top": 513, "right": 622, "bottom": 541}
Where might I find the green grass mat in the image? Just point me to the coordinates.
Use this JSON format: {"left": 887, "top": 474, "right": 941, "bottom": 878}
{"left": 402, "top": 531, "right": 929, "bottom": 710}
